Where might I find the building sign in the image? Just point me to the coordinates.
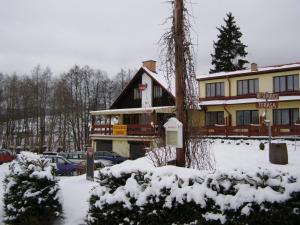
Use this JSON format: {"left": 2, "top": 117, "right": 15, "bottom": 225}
{"left": 166, "top": 131, "right": 178, "bottom": 146}
{"left": 139, "top": 83, "right": 147, "bottom": 91}
{"left": 113, "top": 125, "right": 127, "bottom": 135}
{"left": 163, "top": 117, "right": 183, "bottom": 148}
{"left": 256, "top": 92, "right": 279, "bottom": 100}
{"left": 256, "top": 102, "right": 278, "bottom": 109}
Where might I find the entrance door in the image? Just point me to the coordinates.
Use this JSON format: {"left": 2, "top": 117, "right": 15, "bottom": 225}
{"left": 129, "top": 141, "right": 148, "bottom": 159}
{"left": 96, "top": 140, "right": 112, "bottom": 152}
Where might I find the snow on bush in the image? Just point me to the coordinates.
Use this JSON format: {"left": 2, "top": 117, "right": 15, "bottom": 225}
{"left": 3, "top": 152, "right": 62, "bottom": 225}
{"left": 146, "top": 139, "right": 215, "bottom": 170}
{"left": 87, "top": 165, "right": 300, "bottom": 225}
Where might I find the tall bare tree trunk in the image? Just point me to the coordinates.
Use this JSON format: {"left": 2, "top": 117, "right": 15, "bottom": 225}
{"left": 175, "top": 0, "right": 186, "bottom": 167}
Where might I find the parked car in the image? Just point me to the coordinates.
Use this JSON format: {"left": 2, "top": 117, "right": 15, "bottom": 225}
{"left": 43, "top": 155, "right": 84, "bottom": 176}
{"left": 60, "top": 151, "right": 86, "bottom": 163}
{"left": 94, "top": 151, "right": 127, "bottom": 164}
{"left": 0, "top": 149, "right": 15, "bottom": 164}
{"left": 42, "top": 151, "right": 60, "bottom": 156}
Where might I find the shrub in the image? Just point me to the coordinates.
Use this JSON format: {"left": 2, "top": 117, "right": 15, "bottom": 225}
{"left": 259, "top": 142, "right": 265, "bottom": 150}
{"left": 87, "top": 167, "right": 300, "bottom": 225}
{"left": 3, "top": 152, "right": 62, "bottom": 225}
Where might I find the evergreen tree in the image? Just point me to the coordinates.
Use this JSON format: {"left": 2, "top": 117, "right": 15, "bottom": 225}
{"left": 3, "top": 152, "right": 62, "bottom": 225}
{"left": 210, "top": 12, "right": 248, "bottom": 73}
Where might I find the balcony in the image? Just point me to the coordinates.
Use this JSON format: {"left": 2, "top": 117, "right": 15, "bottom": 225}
{"left": 190, "top": 124, "right": 300, "bottom": 137}
{"left": 91, "top": 124, "right": 160, "bottom": 136}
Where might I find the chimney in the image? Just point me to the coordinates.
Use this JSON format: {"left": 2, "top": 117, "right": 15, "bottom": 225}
{"left": 251, "top": 63, "right": 258, "bottom": 72}
{"left": 143, "top": 60, "right": 156, "bottom": 73}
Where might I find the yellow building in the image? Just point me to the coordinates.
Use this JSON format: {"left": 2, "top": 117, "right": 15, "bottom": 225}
{"left": 196, "top": 62, "right": 300, "bottom": 137}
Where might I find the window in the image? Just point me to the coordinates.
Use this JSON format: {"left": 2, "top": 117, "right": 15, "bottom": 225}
{"left": 205, "top": 111, "right": 224, "bottom": 126}
{"left": 274, "top": 74, "right": 299, "bottom": 92}
{"left": 153, "top": 86, "right": 162, "bottom": 98}
{"left": 206, "top": 82, "right": 224, "bottom": 97}
{"left": 133, "top": 88, "right": 141, "bottom": 100}
{"left": 273, "top": 108, "right": 299, "bottom": 125}
{"left": 237, "top": 79, "right": 259, "bottom": 95}
{"left": 236, "top": 110, "right": 259, "bottom": 126}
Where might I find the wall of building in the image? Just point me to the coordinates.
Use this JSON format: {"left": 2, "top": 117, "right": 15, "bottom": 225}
{"left": 113, "top": 140, "right": 130, "bottom": 157}
{"left": 204, "top": 100, "right": 300, "bottom": 126}
{"left": 142, "top": 73, "right": 153, "bottom": 108}
{"left": 199, "top": 69, "right": 300, "bottom": 98}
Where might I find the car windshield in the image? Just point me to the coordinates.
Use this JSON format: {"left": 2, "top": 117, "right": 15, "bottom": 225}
{"left": 59, "top": 157, "right": 73, "bottom": 164}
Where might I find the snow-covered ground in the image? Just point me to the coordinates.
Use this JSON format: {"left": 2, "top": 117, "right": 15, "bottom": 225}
{"left": 0, "top": 139, "right": 299, "bottom": 224}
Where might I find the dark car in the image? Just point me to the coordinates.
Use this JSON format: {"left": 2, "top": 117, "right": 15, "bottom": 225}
{"left": 0, "top": 149, "right": 15, "bottom": 164}
{"left": 94, "top": 151, "right": 127, "bottom": 164}
{"left": 43, "top": 155, "right": 84, "bottom": 176}
{"left": 59, "top": 151, "right": 86, "bottom": 163}
{"left": 61, "top": 151, "right": 112, "bottom": 169}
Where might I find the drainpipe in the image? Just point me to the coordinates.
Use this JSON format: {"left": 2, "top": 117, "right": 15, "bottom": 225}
{"left": 224, "top": 105, "right": 232, "bottom": 137}
{"left": 226, "top": 77, "right": 231, "bottom": 98}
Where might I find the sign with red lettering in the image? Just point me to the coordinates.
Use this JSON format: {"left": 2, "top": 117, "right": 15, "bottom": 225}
{"left": 256, "top": 102, "right": 278, "bottom": 109}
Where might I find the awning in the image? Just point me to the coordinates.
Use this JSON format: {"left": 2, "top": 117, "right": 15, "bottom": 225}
{"left": 90, "top": 106, "right": 176, "bottom": 116}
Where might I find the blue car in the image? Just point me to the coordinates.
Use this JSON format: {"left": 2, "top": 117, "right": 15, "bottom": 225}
{"left": 94, "top": 151, "right": 127, "bottom": 164}
{"left": 43, "top": 155, "right": 84, "bottom": 176}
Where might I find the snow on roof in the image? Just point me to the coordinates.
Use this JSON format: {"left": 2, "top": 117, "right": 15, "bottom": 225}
{"left": 197, "top": 62, "right": 300, "bottom": 80}
{"left": 90, "top": 106, "right": 176, "bottom": 115}
{"left": 199, "top": 95, "right": 300, "bottom": 106}
{"left": 142, "top": 66, "right": 176, "bottom": 97}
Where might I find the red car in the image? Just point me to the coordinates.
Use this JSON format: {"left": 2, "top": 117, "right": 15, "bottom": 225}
{"left": 0, "top": 149, "right": 15, "bottom": 164}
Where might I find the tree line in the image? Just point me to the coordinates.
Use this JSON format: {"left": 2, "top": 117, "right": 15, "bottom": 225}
{"left": 0, "top": 65, "right": 134, "bottom": 152}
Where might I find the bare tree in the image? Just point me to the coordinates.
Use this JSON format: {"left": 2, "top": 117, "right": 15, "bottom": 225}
{"left": 160, "top": 0, "right": 214, "bottom": 170}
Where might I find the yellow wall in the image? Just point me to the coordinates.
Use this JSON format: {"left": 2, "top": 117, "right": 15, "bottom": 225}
{"left": 199, "top": 69, "right": 300, "bottom": 98}
{"left": 188, "top": 110, "right": 202, "bottom": 127}
{"left": 204, "top": 100, "right": 300, "bottom": 126}
{"left": 113, "top": 140, "right": 130, "bottom": 157}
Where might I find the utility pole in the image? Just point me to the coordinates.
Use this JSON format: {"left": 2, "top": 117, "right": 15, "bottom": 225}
{"left": 174, "top": 0, "right": 186, "bottom": 167}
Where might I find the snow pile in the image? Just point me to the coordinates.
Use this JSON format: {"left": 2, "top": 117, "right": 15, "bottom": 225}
{"left": 3, "top": 151, "right": 62, "bottom": 225}
{"left": 87, "top": 164, "right": 300, "bottom": 225}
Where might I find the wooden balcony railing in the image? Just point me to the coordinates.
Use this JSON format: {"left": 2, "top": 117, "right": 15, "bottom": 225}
{"left": 190, "top": 124, "right": 300, "bottom": 137}
{"left": 91, "top": 124, "right": 300, "bottom": 137}
{"left": 91, "top": 124, "right": 159, "bottom": 136}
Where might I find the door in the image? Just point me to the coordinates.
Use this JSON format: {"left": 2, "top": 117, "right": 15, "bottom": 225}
{"left": 96, "top": 140, "right": 113, "bottom": 152}
{"left": 129, "top": 141, "right": 148, "bottom": 160}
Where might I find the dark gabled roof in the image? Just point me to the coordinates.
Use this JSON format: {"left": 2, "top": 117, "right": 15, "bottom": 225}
{"left": 110, "top": 67, "right": 175, "bottom": 109}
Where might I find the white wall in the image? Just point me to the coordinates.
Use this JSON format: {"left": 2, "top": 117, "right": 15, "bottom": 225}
{"left": 141, "top": 73, "right": 152, "bottom": 108}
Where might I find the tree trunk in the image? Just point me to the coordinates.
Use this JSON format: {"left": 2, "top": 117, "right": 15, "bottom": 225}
{"left": 174, "top": 0, "right": 186, "bottom": 167}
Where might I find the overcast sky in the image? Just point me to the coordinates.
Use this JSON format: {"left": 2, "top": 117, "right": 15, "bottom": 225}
{"left": 0, "top": 0, "right": 299, "bottom": 77}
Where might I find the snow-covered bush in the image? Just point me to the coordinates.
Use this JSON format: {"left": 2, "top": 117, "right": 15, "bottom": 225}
{"left": 87, "top": 166, "right": 300, "bottom": 225}
{"left": 3, "top": 152, "right": 62, "bottom": 225}
{"left": 147, "top": 139, "right": 215, "bottom": 170}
